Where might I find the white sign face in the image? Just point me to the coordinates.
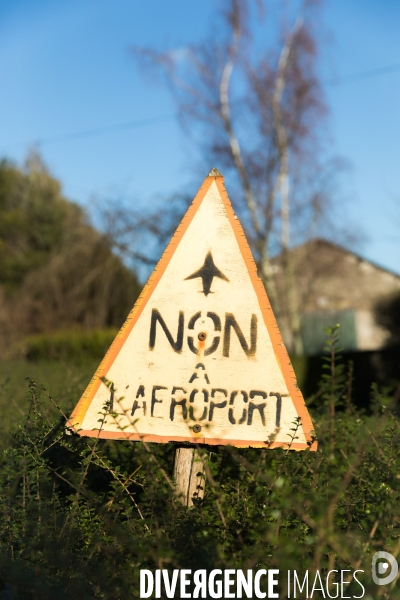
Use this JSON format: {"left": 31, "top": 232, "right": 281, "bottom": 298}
{"left": 69, "top": 171, "right": 316, "bottom": 450}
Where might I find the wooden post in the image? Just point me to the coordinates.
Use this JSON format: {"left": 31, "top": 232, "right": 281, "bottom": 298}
{"left": 173, "top": 447, "right": 206, "bottom": 507}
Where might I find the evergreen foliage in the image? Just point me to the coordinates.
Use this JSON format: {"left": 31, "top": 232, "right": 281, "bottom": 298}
{"left": 0, "top": 153, "right": 86, "bottom": 290}
{"left": 0, "top": 153, "right": 141, "bottom": 355}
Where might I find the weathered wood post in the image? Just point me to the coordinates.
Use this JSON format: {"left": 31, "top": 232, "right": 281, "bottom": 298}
{"left": 173, "top": 447, "right": 205, "bottom": 506}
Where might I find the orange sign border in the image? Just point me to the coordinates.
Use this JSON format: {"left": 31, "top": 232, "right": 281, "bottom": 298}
{"left": 68, "top": 173, "right": 317, "bottom": 451}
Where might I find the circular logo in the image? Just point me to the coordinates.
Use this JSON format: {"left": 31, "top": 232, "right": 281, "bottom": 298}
{"left": 372, "top": 551, "right": 398, "bottom": 586}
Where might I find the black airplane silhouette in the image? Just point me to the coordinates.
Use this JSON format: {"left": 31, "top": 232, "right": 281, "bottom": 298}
{"left": 185, "top": 252, "right": 229, "bottom": 296}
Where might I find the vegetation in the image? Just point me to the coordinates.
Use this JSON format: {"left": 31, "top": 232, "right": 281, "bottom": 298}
{"left": 0, "top": 154, "right": 82, "bottom": 291}
{"left": 22, "top": 329, "right": 118, "bottom": 362}
{"left": 0, "top": 152, "right": 141, "bottom": 358}
{"left": 0, "top": 328, "right": 398, "bottom": 598}
{"left": 0, "top": 358, "right": 99, "bottom": 450}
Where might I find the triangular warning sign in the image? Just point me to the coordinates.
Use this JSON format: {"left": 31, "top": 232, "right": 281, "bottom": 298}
{"left": 68, "top": 171, "right": 316, "bottom": 450}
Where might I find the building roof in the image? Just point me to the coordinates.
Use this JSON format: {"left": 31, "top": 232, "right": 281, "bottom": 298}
{"left": 273, "top": 238, "right": 400, "bottom": 315}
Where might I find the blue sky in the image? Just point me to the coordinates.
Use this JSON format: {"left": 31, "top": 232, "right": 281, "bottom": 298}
{"left": 1, "top": 0, "right": 399, "bottom": 274}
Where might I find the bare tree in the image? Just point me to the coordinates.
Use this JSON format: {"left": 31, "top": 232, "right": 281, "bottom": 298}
{"left": 98, "top": 192, "right": 192, "bottom": 282}
{"left": 132, "top": 0, "right": 344, "bottom": 354}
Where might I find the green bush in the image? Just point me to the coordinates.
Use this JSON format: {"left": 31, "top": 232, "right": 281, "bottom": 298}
{"left": 23, "top": 329, "right": 118, "bottom": 362}
{"left": 0, "top": 358, "right": 100, "bottom": 449}
{"left": 0, "top": 327, "right": 399, "bottom": 598}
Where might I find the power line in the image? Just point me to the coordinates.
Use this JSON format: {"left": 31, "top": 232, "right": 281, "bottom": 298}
{"left": 323, "top": 62, "right": 400, "bottom": 85}
{"left": 2, "top": 61, "right": 400, "bottom": 150}
{"left": 2, "top": 113, "right": 177, "bottom": 149}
